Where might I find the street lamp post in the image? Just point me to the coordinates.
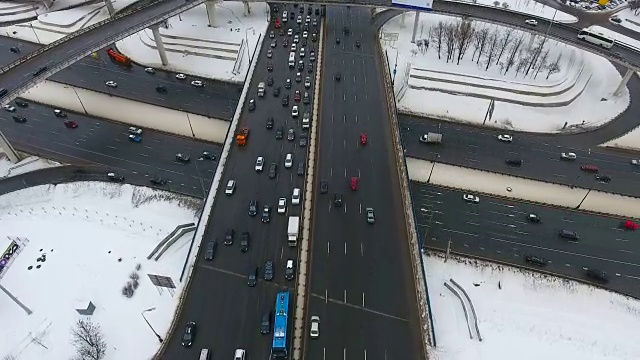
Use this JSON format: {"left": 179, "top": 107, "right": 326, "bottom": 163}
{"left": 141, "top": 307, "right": 163, "bottom": 343}
{"left": 186, "top": 114, "right": 208, "bottom": 199}
{"left": 29, "top": 23, "right": 41, "bottom": 44}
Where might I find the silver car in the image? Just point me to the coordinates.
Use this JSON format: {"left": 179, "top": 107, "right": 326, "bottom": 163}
{"left": 366, "top": 208, "right": 375, "bottom": 224}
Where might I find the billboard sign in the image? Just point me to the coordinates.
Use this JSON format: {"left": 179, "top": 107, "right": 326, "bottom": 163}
{"left": 391, "top": 0, "right": 433, "bottom": 10}
{"left": 0, "top": 241, "right": 20, "bottom": 276}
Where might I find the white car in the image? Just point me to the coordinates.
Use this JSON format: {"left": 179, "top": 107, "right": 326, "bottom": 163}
{"left": 255, "top": 156, "right": 264, "bottom": 172}
{"left": 294, "top": 35, "right": 300, "bottom": 43}
{"left": 292, "top": 188, "right": 301, "bottom": 205}
{"left": 525, "top": 19, "right": 538, "bottom": 26}
{"left": 304, "top": 77, "right": 311, "bottom": 88}
{"left": 144, "top": 67, "right": 155, "bottom": 74}
{"left": 306, "top": 16, "right": 311, "bottom": 23}
{"left": 225, "top": 179, "right": 236, "bottom": 195}
{"left": 560, "top": 152, "right": 577, "bottom": 161}
{"left": 3, "top": 104, "right": 15, "bottom": 112}
{"left": 287, "top": 28, "right": 293, "bottom": 36}
{"left": 300, "top": 48, "right": 306, "bottom": 57}
{"left": 631, "top": 159, "right": 640, "bottom": 166}
{"left": 191, "top": 80, "right": 204, "bottom": 87}
{"left": 310, "top": 316, "right": 320, "bottom": 338}
{"left": 233, "top": 349, "right": 245, "bottom": 360}
{"left": 277, "top": 197, "right": 287, "bottom": 214}
{"left": 291, "top": 43, "right": 297, "bottom": 51}
{"left": 497, "top": 134, "right": 513, "bottom": 143}
{"left": 303, "top": 31, "right": 308, "bottom": 38}
{"left": 291, "top": 105, "right": 299, "bottom": 117}
{"left": 105, "top": 81, "right": 117, "bottom": 88}
{"left": 297, "top": 15, "right": 302, "bottom": 24}
{"left": 176, "top": 73, "right": 186, "bottom": 80}
{"left": 463, "top": 194, "right": 480, "bottom": 203}
{"left": 284, "top": 153, "right": 293, "bottom": 168}
{"left": 128, "top": 126, "right": 143, "bottom": 135}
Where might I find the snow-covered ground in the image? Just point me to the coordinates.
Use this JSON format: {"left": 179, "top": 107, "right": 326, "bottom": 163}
{"left": 0, "top": 182, "right": 201, "bottom": 360}
{"left": 0, "top": 0, "right": 94, "bottom": 24}
{"left": 424, "top": 252, "right": 640, "bottom": 360}
{"left": 22, "top": 80, "right": 229, "bottom": 144}
{"left": 599, "top": 118, "right": 640, "bottom": 151}
{"left": 0, "top": 0, "right": 138, "bottom": 43}
{"left": 0, "top": 152, "right": 60, "bottom": 178}
{"left": 406, "top": 157, "right": 640, "bottom": 217}
{"left": 452, "top": 0, "right": 578, "bottom": 22}
{"left": 382, "top": 12, "right": 630, "bottom": 133}
{"left": 611, "top": 8, "right": 640, "bottom": 34}
{"left": 117, "top": 1, "right": 269, "bottom": 83}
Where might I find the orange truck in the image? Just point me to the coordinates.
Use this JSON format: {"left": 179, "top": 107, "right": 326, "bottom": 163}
{"left": 106, "top": 48, "right": 132, "bottom": 66}
{"left": 236, "top": 127, "right": 249, "bottom": 146}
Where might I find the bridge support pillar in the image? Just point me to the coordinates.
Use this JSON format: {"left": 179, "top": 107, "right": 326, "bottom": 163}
{"left": 411, "top": 11, "right": 420, "bottom": 43}
{"left": 400, "top": 12, "right": 406, "bottom": 27}
{"left": 205, "top": 0, "right": 216, "bottom": 27}
{"left": 614, "top": 68, "right": 633, "bottom": 97}
{"left": 0, "top": 130, "right": 20, "bottom": 164}
{"left": 243, "top": 1, "right": 251, "bottom": 15}
{"left": 103, "top": 0, "right": 115, "bottom": 16}
{"left": 150, "top": 25, "right": 169, "bottom": 66}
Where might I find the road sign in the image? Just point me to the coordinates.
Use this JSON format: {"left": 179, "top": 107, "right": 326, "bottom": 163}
{"left": 381, "top": 32, "right": 399, "bottom": 42}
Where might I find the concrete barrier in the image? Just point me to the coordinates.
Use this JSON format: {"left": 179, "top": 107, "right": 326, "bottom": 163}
{"left": 154, "top": 225, "right": 196, "bottom": 261}
{"left": 450, "top": 278, "right": 482, "bottom": 341}
{"left": 147, "top": 222, "right": 196, "bottom": 260}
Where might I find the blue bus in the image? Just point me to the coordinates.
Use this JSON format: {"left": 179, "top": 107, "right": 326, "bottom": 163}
{"left": 271, "top": 291, "right": 290, "bottom": 358}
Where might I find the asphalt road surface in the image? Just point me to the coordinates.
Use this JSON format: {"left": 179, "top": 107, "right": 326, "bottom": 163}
{"left": 306, "top": 6, "right": 423, "bottom": 360}
{"left": 411, "top": 183, "right": 640, "bottom": 298}
{"left": 0, "top": 38, "right": 240, "bottom": 120}
{"left": 161, "top": 4, "right": 316, "bottom": 358}
{"left": 0, "top": 100, "right": 219, "bottom": 198}
{"left": 399, "top": 115, "right": 640, "bottom": 198}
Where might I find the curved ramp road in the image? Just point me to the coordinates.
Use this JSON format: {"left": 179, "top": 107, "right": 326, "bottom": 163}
{"left": 412, "top": 183, "right": 640, "bottom": 298}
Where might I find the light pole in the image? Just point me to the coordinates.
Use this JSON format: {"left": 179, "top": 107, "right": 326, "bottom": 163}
{"left": 141, "top": 307, "right": 163, "bottom": 343}
{"left": 186, "top": 114, "right": 208, "bottom": 199}
{"left": 29, "top": 23, "right": 41, "bottom": 44}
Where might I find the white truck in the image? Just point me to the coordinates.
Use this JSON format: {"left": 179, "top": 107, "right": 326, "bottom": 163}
{"left": 257, "top": 82, "right": 265, "bottom": 97}
{"left": 419, "top": 132, "right": 442, "bottom": 144}
{"left": 287, "top": 216, "right": 300, "bottom": 247}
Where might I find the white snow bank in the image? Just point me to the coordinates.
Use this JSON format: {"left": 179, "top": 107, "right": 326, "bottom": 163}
{"left": 382, "top": 12, "right": 630, "bottom": 133}
{"left": 406, "top": 157, "right": 640, "bottom": 217}
{"left": 425, "top": 252, "right": 640, "bottom": 360}
{"left": 448, "top": 0, "right": 577, "bottom": 23}
{"left": 21, "top": 80, "right": 229, "bottom": 144}
{"left": 0, "top": 153, "right": 60, "bottom": 178}
{"left": 0, "top": 181, "right": 201, "bottom": 360}
{"left": 117, "top": 2, "right": 269, "bottom": 83}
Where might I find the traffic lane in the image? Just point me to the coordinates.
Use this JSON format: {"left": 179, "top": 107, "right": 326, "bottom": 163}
{"left": 0, "top": 38, "right": 39, "bottom": 66}
{"left": 400, "top": 117, "right": 640, "bottom": 197}
{"left": 49, "top": 56, "right": 239, "bottom": 120}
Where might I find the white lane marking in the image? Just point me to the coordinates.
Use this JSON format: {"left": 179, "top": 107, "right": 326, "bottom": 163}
{"left": 442, "top": 228, "right": 478, "bottom": 237}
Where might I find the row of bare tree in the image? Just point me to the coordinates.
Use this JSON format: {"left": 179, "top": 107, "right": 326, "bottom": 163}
{"left": 413, "top": 20, "right": 568, "bottom": 80}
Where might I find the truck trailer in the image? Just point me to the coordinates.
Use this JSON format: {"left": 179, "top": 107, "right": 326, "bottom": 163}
{"left": 287, "top": 216, "right": 300, "bottom": 247}
{"left": 419, "top": 132, "right": 442, "bottom": 144}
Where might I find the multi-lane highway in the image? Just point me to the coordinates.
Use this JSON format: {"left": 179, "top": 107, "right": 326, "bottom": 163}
{"left": 0, "top": 38, "right": 240, "bottom": 120}
{"left": 161, "top": 4, "right": 316, "bottom": 358}
{"left": 400, "top": 115, "right": 640, "bottom": 197}
{"left": 305, "top": 6, "right": 424, "bottom": 360}
{"left": 0, "top": 99, "right": 219, "bottom": 197}
{"left": 412, "top": 182, "right": 640, "bottom": 297}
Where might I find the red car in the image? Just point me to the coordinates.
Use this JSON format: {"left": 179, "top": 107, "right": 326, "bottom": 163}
{"left": 623, "top": 220, "right": 638, "bottom": 231}
{"left": 64, "top": 120, "right": 78, "bottom": 128}
{"left": 294, "top": 91, "right": 301, "bottom": 102}
{"left": 580, "top": 164, "right": 599, "bottom": 173}
{"left": 350, "top": 177, "right": 358, "bottom": 191}
{"left": 360, "top": 133, "right": 367, "bottom": 145}
{"left": 275, "top": 18, "right": 281, "bottom": 28}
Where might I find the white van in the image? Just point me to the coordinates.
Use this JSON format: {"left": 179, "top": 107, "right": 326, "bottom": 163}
{"left": 288, "top": 52, "right": 296, "bottom": 68}
{"left": 302, "top": 112, "right": 310, "bottom": 129}
{"left": 225, "top": 179, "right": 236, "bottom": 195}
{"left": 292, "top": 188, "right": 301, "bottom": 205}
{"left": 199, "top": 349, "right": 210, "bottom": 360}
{"left": 234, "top": 349, "right": 246, "bottom": 360}
{"left": 282, "top": 11, "right": 288, "bottom": 22}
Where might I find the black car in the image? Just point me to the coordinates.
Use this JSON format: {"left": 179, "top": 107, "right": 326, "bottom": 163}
{"left": 53, "top": 109, "right": 67, "bottom": 118}
{"left": 260, "top": 312, "right": 272, "bottom": 334}
{"left": 527, "top": 213, "right": 541, "bottom": 223}
{"left": 595, "top": 174, "right": 611, "bottom": 183}
{"left": 240, "top": 232, "right": 250, "bottom": 252}
{"left": 297, "top": 161, "right": 305, "bottom": 176}
{"left": 181, "top": 322, "right": 197, "bottom": 347}
{"left": 267, "top": 76, "right": 274, "bottom": 86}
{"left": 32, "top": 66, "right": 47, "bottom": 77}
{"left": 333, "top": 193, "right": 343, "bottom": 207}
{"left": 224, "top": 228, "right": 235, "bottom": 245}
{"left": 287, "top": 128, "right": 295, "bottom": 141}
{"left": 335, "top": 72, "right": 341, "bottom": 81}
{"left": 107, "top": 172, "right": 125, "bottom": 182}
{"left": 506, "top": 159, "right": 522, "bottom": 167}
{"left": 315, "top": 8, "right": 320, "bottom": 15}
{"left": 150, "top": 176, "right": 167, "bottom": 185}
{"left": 343, "top": 26, "right": 350, "bottom": 35}
{"left": 336, "top": 37, "right": 340, "bottom": 44}
{"left": 261, "top": 205, "right": 272, "bottom": 223}
{"left": 248, "top": 99, "right": 256, "bottom": 111}
{"left": 299, "top": 134, "right": 308, "bottom": 147}
{"left": 297, "top": 61, "right": 305, "bottom": 71}
{"left": 12, "top": 115, "right": 26, "bottom": 123}
{"left": 175, "top": 153, "right": 190, "bottom": 163}
{"left": 248, "top": 267, "right": 258, "bottom": 287}
{"left": 267, "top": 62, "right": 274, "bottom": 71}
{"left": 15, "top": 100, "right": 28, "bottom": 108}
{"left": 0, "top": 88, "right": 7, "bottom": 97}
{"left": 263, "top": 260, "right": 274, "bottom": 281}
{"left": 155, "top": 85, "right": 167, "bottom": 93}
{"left": 585, "top": 268, "right": 608, "bottom": 283}
{"left": 268, "top": 163, "right": 278, "bottom": 179}
{"left": 266, "top": 117, "right": 274, "bottom": 129}
{"left": 320, "top": 180, "right": 328, "bottom": 194}
{"left": 282, "top": 95, "right": 290, "bottom": 106}
{"left": 273, "top": 86, "right": 281, "bottom": 97}
{"left": 9, "top": 46, "right": 19, "bottom": 53}
{"left": 307, "top": 63, "right": 314, "bottom": 73}
{"left": 285, "top": 79, "right": 292, "bottom": 89}
{"left": 204, "top": 241, "right": 217, "bottom": 261}
{"left": 202, "top": 151, "right": 216, "bottom": 160}
{"left": 269, "top": 30, "right": 275, "bottom": 38}
{"left": 303, "top": 92, "right": 310, "bottom": 104}
{"left": 276, "top": 126, "right": 284, "bottom": 140}
{"left": 558, "top": 230, "right": 579, "bottom": 240}
{"left": 524, "top": 254, "right": 547, "bottom": 266}
{"left": 248, "top": 200, "right": 258, "bottom": 216}
{"left": 355, "top": 40, "right": 361, "bottom": 48}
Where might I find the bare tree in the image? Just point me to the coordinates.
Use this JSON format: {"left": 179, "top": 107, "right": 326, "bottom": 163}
{"left": 484, "top": 30, "right": 500, "bottom": 71}
{"left": 515, "top": 51, "right": 530, "bottom": 77}
{"left": 495, "top": 28, "right": 514, "bottom": 65}
{"left": 534, "top": 49, "right": 550, "bottom": 78}
{"left": 504, "top": 34, "right": 525, "bottom": 74}
{"left": 455, "top": 19, "right": 475, "bottom": 65}
{"left": 3, "top": 355, "right": 17, "bottom": 360}
{"left": 474, "top": 28, "right": 490, "bottom": 64}
{"left": 444, "top": 23, "right": 457, "bottom": 62}
{"left": 547, "top": 53, "right": 563, "bottom": 79}
{"left": 525, "top": 38, "right": 546, "bottom": 76}
{"left": 70, "top": 319, "right": 107, "bottom": 360}
{"left": 430, "top": 22, "right": 445, "bottom": 59}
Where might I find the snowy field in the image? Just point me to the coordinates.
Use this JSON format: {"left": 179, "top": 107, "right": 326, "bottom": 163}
{"left": 0, "top": 0, "right": 94, "bottom": 23}
{"left": 452, "top": 0, "right": 577, "bottom": 23}
{"left": 406, "top": 157, "right": 640, "bottom": 217}
{"left": 383, "top": 12, "right": 630, "bottom": 133}
{"left": 117, "top": 1, "right": 269, "bottom": 83}
{"left": 0, "top": 153, "right": 60, "bottom": 178}
{"left": 0, "top": 0, "right": 138, "bottom": 43}
{"left": 0, "top": 182, "right": 201, "bottom": 360}
{"left": 424, "top": 252, "right": 640, "bottom": 360}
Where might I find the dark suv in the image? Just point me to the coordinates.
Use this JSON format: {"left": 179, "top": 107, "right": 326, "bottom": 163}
{"left": 248, "top": 267, "right": 258, "bottom": 287}
{"left": 224, "top": 228, "right": 235, "bottom": 245}
{"left": 203, "top": 241, "right": 217, "bottom": 261}
{"left": 333, "top": 193, "right": 343, "bottom": 207}
{"left": 558, "top": 230, "right": 579, "bottom": 240}
{"left": 524, "top": 254, "right": 546, "bottom": 266}
{"left": 240, "top": 232, "right": 251, "bottom": 252}
{"left": 260, "top": 311, "right": 272, "bottom": 334}
{"left": 248, "top": 200, "right": 258, "bottom": 216}
{"left": 264, "top": 260, "right": 274, "bottom": 281}
{"left": 585, "top": 268, "right": 608, "bottom": 283}
{"left": 261, "top": 205, "right": 272, "bottom": 223}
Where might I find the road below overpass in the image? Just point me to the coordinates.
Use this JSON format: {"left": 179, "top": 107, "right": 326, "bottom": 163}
{"left": 411, "top": 182, "right": 640, "bottom": 298}
{"left": 0, "top": 99, "right": 219, "bottom": 198}
{"left": 399, "top": 115, "right": 640, "bottom": 198}
{"left": 0, "top": 38, "right": 240, "bottom": 120}
{"left": 306, "top": 6, "right": 424, "bottom": 360}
